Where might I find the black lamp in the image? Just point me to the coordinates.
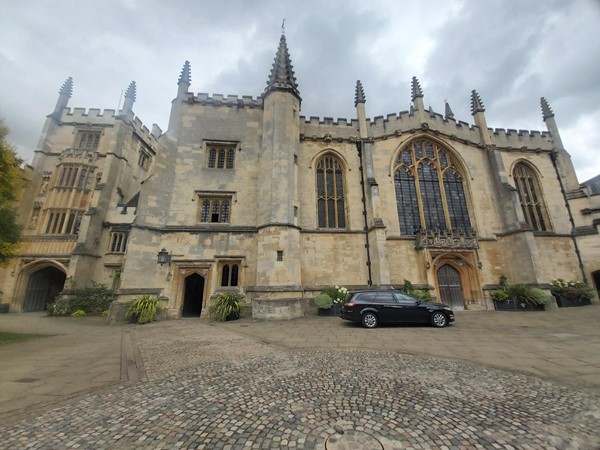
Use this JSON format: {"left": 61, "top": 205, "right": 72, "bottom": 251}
{"left": 157, "top": 248, "right": 171, "bottom": 266}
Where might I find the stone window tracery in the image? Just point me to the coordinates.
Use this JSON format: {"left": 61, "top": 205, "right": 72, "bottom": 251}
{"left": 76, "top": 130, "right": 101, "bottom": 151}
{"left": 43, "top": 209, "right": 83, "bottom": 235}
{"left": 198, "top": 196, "right": 232, "bottom": 223}
{"left": 207, "top": 143, "right": 236, "bottom": 169}
{"left": 316, "top": 154, "right": 346, "bottom": 228}
{"left": 513, "top": 162, "right": 550, "bottom": 231}
{"left": 109, "top": 231, "right": 128, "bottom": 253}
{"left": 394, "top": 139, "right": 471, "bottom": 235}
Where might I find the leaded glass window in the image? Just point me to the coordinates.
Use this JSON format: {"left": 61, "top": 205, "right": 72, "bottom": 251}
{"left": 316, "top": 154, "right": 346, "bottom": 228}
{"left": 207, "top": 143, "right": 236, "bottom": 169}
{"left": 393, "top": 139, "right": 471, "bottom": 234}
{"left": 514, "top": 163, "right": 549, "bottom": 231}
{"left": 198, "top": 196, "right": 231, "bottom": 223}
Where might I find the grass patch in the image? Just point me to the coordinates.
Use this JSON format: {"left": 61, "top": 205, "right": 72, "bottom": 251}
{"left": 0, "top": 331, "right": 48, "bottom": 345}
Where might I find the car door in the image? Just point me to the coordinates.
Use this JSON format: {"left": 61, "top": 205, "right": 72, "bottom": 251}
{"left": 375, "top": 291, "right": 402, "bottom": 323}
{"left": 392, "top": 292, "right": 428, "bottom": 323}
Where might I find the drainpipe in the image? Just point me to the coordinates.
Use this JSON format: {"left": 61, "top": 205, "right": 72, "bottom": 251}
{"left": 550, "top": 150, "right": 587, "bottom": 283}
{"left": 356, "top": 141, "right": 373, "bottom": 286}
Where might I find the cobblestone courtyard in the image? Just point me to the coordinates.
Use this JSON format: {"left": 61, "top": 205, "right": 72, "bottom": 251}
{"left": 1, "top": 307, "right": 600, "bottom": 449}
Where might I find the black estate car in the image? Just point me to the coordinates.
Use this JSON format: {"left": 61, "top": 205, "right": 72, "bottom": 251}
{"left": 340, "top": 290, "right": 455, "bottom": 328}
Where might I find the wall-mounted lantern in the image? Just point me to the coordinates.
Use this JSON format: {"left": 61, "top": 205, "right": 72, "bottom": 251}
{"left": 157, "top": 248, "right": 171, "bottom": 266}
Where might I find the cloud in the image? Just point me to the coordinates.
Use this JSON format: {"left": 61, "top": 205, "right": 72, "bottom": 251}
{"left": 0, "top": 0, "right": 599, "bottom": 182}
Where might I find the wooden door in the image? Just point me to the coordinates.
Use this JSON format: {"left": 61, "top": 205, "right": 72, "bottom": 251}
{"left": 437, "top": 264, "right": 464, "bottom": 309}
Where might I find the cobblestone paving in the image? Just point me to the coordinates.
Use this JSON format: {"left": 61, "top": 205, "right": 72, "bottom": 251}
{"left": 1, "top": 319, "right": 599, "bottom": 449}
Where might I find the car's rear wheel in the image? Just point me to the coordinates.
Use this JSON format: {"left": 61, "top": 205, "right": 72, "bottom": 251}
{"left": 431, "top": 311, "right": 448, "bottom": 328}
{"left": 362, "top": 312, "right": 378, "bottom": 328}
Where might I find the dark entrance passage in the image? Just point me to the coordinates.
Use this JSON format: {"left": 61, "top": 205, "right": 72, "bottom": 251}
{"left": 437, "top": 264, "right": 464, "bottom": 310}
{"left": 23, "top": 266, "right": 66, "bottom": 312}
{"left": 593, "top": 270, "right": 600, "bottom": 299}
{"left": 183, "top": 273, "right": 205, "bottom": 317}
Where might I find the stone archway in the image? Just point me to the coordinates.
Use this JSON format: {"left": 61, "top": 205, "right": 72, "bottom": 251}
{"left": 23, "top": 266, "right": 66, "bottom": 312}
{"left": 182, "top": 273, "right": 205, "bottom": 317}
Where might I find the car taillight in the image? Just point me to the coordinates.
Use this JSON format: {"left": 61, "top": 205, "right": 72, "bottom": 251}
{"left": 345, "top": 301, "right": 357, "bottom": 308}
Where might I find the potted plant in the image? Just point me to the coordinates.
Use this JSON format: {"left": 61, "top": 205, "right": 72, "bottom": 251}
{"left": 550, "top": 278, "right": 594, "bottom": 307}
{"left": 315, "top": 292, "right": 334, "bottom": 316}
{"left": 125, "top": 295, "right": 163, "bottom": 324}
{"left": 317, "top": 286, "right": 348, "bottom": 316}
{"left": 490, "top": 276, "right": 550, "bottom": 311}
{"left": 208, "top": 292, "right": 245, "bottom": 321}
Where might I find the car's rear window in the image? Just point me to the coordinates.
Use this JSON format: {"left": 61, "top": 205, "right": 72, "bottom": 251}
{"left": 353, "top": 292, "right": 376, "bottom": 302}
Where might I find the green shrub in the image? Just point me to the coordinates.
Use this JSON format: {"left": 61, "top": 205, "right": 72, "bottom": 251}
{"left": 490, "top": 290, "right": 509, "bottom": 302}
{"left": 551, "top": 278, "right": 594, "bottom": 300}
{"left": 490, "top": 277, "right": 550, "bottom": 305}
{"left": 0, "top": 304, "right": 9, "bottom": 313}
{"left": 71, "top": 309, "right": 86, "bottom": 317}
{"left": 321, "top": 286, "right": 348, "bottom": 304}
{"left": 314, "top": 293, "right": 333, "bottom": 309}
{"left": 401, "top": 279, "right": 432, "bottom": 301}
{"left": 208, "top": 292, "right": 245, "bottom": 321}
{"left": 47, "top": 283, "right": 116, "bottom": 316}
{"left": 125, "top": 295, "right": 160, "bottom": 324}
{"left": 507, "top": 284, "right": 550, "bottom": 305}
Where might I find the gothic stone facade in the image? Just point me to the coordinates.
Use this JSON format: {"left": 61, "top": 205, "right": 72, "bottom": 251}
{"left": 2, "top": 35, "right": 599, "bottom": 319}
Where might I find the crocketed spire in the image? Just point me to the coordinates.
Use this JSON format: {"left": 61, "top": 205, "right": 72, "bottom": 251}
{"left": 178, "top": 61, "right": 191, "bottom": 86}
{"left": 124, "top": 81, "right": 137, "bottom": 102}
{"left": 265, "top": 34, "right": 300, "bottom": 99}
{"left": 471, "top": 90, "right": 485, "bottom": 114}
{"left": 355, "top": 80, "right": 366, "bottom": 106}
{"left": 411, "top": 76, "right": 423, "bottom": 101}
{"left": 540, "top": 97, "right": 554, "bottom": 121}
{"left": 444, "top": 101, "right": 455, "bottom": 120}
{"left": 59, "top": 77, "right": 73, "bottom": 97}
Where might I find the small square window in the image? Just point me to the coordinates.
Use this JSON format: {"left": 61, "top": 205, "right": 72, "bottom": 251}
{"left": 109, "top": 231, "right": 128, "bottom": 253}
{"left": 277, "top": 251, "right": 283, "bottom": 261}
{"left": 198, "top": 194, "right": 233, "bottom": 223}
{"left": 76, "top": 130, "right": 101, "bottom": 151}
{"left": 206, "top": 142, "right": 237, "bottom": 169}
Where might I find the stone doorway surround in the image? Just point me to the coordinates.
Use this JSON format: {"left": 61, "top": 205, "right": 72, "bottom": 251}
{"left": 431, "top": 251, "right": 483, "bottom": 309}
{"left": 12, "top": 259, "right": 68, "bottom": 312}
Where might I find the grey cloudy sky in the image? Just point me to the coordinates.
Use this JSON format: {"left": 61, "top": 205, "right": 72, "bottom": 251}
{"left": 1, "top": 0, "right": 600, "bottom": 181}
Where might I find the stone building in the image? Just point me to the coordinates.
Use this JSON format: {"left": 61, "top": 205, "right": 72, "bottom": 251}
{"left": 2, "top": 34, "right": 599, "bottom": 319}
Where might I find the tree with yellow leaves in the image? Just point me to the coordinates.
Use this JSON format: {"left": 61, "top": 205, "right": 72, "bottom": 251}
{"left": 0, "top": 120, "right": 24, "bottom": 265}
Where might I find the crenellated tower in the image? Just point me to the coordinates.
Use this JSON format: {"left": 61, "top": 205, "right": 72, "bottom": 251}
{"left": 255, "top": 34, "right": 302, "bottom": 291}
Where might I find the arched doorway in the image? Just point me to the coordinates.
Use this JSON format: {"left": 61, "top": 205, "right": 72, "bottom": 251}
{"left": 437, "top": 264, "right": 465, "bottom": 310}
{"left": 182, "top": 273, "right": 205, "bottom": 317}
{"left": 23, "top": 266, "right": 66, "bottom": 312}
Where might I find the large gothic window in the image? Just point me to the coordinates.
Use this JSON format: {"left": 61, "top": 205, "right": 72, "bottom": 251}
{"left": 394, "top": 140, "right": 471, "bottom": 235}
{"left": 316, "top": 154, "right": 346, "bottom": 228}
{"left": 513, "top": 163, "right": 549, "bottom": 231}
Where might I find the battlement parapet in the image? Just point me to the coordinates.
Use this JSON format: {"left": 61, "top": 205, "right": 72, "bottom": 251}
{"left": 300, "top": 115, "right": 360, "bottom": 142}
{"left": 60, "top": 107, "right": 116, "bottom": 124}
{"left": 192, "top": 92, "right": 263, "bottom": 108}
{"left": 128, "top": 114, "right": 158, "bottom": 147}
{"left": 367, "top": 108, "right": 482, "bottom": 144}
{"left": 490, "top": 127, "right": 553, "bottom": 150}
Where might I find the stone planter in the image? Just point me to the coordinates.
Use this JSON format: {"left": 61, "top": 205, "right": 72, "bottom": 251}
{"left": 555, "top": 295, "right": 592, "bottom": 308}
{"left": 226, "top": 311, "right": 240, "bottom": 321}
{"left": 318, "top": 304, "right": 342, "bottom": 316}
{"left": 493, "top": 299, "right": 545, "bottom": 311}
